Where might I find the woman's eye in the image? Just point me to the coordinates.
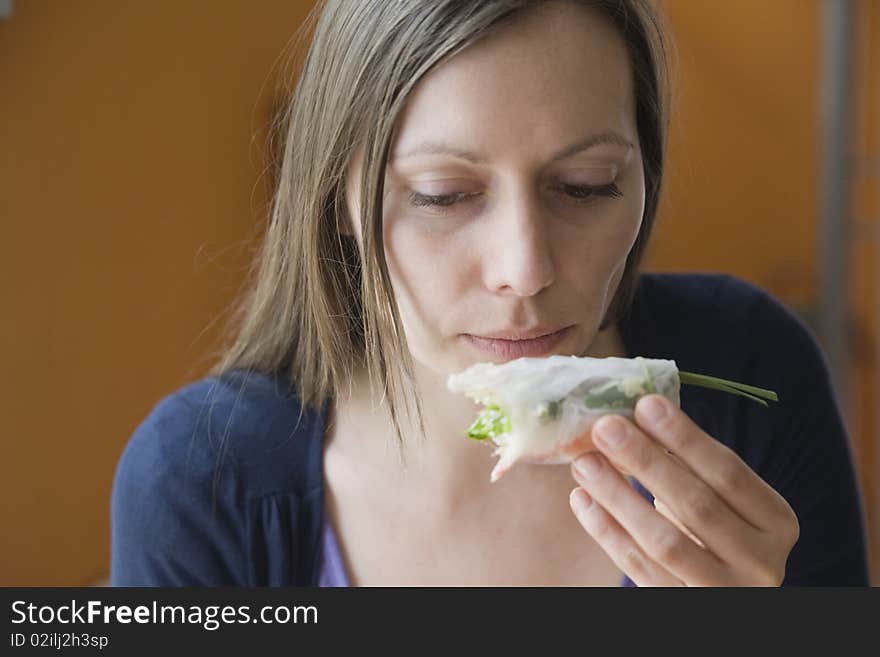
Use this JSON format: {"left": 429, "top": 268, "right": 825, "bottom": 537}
{"left": 408, "top": 191, "right": 476, "bottom": 211}
{"left": 559, "top": 182, "right": 624, "bottom": 202}
{"left": 407, "top": 183, "right": 623, "bottom": 215}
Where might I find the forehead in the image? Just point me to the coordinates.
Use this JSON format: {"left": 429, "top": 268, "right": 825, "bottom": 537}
{"left": 390, "top": 2, "right": 635, "bottom": 164}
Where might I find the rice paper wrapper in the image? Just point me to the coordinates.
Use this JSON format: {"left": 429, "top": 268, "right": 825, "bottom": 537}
{"left": 447, "top": 355, "right": 680, "bottom": 481}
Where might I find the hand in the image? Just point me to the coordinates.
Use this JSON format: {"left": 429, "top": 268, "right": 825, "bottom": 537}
{"left": 568, "top": 394, "right": 800, "bottom": 586}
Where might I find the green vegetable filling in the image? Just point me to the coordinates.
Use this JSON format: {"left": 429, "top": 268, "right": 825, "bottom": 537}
{"left": 583, "top": 385, "right": 638, "bottom": 410}
{"left": 466, "top": 404, "right": 511, "bottom": 441}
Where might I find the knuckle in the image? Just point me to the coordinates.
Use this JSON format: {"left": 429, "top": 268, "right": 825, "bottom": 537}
{"left": 781, "top": 507, "right": 800, "bottom": 547}
{"left": 715, "top": 459, "right": 744, "bottom": 493}
{"left": 771, "top": 492, "right": 799, "bottom": 534}
{"left": 653, "top": 530, "right": 688, "bottom": 565}
{"left": 789, "top": 515, "right": 801, "bottom": 546}
{"left": 621, "top": 548, "right": 648, "bottom": 577}
{"left": 626, "top": 442, "right": 653, "bottom": 474}
{"left": 684, "top": 487, "right": 718, "bottom": 525}
{"left": 781, "top": 495, "right": 796, "bottom": 519}
{"left": 588, "top": 513, "right": 613, "bottom": 543}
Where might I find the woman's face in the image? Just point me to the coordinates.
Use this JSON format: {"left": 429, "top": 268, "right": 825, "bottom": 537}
{"left": 346, "top": 1, "right": 645, "bottom": 377}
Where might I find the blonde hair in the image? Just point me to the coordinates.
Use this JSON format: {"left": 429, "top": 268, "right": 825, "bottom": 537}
{"left": 210, "top": 0, "right": 672, "bottom": 454}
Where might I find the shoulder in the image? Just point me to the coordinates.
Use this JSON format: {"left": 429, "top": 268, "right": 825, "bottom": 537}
{"left": 116, "top": 369, "right": 326, "bottom": 498}
{"left": 110, "top": 369, "right": 328, "bottom": 585}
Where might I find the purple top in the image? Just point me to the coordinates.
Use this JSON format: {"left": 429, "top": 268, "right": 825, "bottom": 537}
{"left": 318, "top": 513, "right": 351, "bottom": 586}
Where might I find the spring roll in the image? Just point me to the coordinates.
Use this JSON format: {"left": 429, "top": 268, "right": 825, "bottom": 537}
{"left": 447, "top": 355, "right": 680, "bottom": 482}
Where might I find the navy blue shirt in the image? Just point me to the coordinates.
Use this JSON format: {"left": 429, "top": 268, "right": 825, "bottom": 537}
{"left": 110, "top": 272, "right": 870, "bottom": 586}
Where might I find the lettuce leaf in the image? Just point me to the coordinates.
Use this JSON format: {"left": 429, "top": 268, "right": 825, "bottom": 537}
{"left": 466, "top": 404, "right": 511, "bottom": 441}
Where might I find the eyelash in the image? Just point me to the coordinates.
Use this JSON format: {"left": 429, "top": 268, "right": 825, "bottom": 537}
{"left": 408, "top": 183, "right": 623, "bottom": 212}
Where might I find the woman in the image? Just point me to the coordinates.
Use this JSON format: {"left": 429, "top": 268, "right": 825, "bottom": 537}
{"left": 111, "top": 0, "right": 869, "bottom": 586}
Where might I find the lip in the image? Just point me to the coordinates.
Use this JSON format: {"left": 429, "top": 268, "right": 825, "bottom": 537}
{"left": 463, "top": 326, "right": 572, "bottom": 361}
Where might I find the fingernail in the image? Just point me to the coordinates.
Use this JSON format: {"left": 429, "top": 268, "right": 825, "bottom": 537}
{"left": 638, "top": 395, "right": 667, "bottom": 424}
{"left": 596, "top": 416, "right": 628, "bottom": 449}
{"left": 574, "top": 453, "right": 602, "bottom": 479}
{"left": 570, "top": 487, "right": 593, "bottom": 511}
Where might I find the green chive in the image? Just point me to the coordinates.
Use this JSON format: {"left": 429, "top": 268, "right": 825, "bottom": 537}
{"left": 679, "top": 371, "right": 779, "bottom": 405}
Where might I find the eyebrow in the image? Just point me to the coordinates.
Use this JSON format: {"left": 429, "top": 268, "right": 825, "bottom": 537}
{"left": 393, "top": 131, "right": 634, "bottom": 164}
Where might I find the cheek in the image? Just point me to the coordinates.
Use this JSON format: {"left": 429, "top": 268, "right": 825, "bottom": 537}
{"left": 596, "top": 188, "right": 644, "bottom": 269}
{"left": 600, "top": 211, "right": 642, "bottom": 298}
{"left": 383, "top": 218, "right": 472, "bottom": 323}
{"left": 558, "top": 200, "right": 643, "bottom": 281}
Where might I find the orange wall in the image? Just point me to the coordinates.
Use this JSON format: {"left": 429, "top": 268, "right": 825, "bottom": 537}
{"left": 2, "top": 1, "right": 876, "bottom": 584}
{"left": 0, "top": 0, "right": 314, "bottom": 585}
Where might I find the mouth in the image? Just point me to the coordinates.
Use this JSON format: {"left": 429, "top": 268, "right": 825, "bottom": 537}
{"left": 463, "top": 325, "right": 573, "bottom": 361}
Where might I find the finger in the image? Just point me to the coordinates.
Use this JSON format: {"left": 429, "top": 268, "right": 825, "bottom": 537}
{"left": 664, "top": 449, "right": 692, "bottom": 474}
{"left": 592, "top": 413, "right": 763, "bottom": 565}
{"left": 654, "top": 452, "right": 706, "bottom": 548}
{"left": 569, "top": 487, "right": 683, "bottom": 587}
{"left": 572, "top": 451, "right": 732, "bottom": 586}
{"left": 634, "top": 394, "right": 792, "bottom": 532}
{"left": 654, "top": 497, "right": 705, "bottom": 549}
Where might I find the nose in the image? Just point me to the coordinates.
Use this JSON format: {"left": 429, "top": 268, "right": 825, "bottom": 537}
{"left": 482, "top": 190, "right": 556, "bottom": 296}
